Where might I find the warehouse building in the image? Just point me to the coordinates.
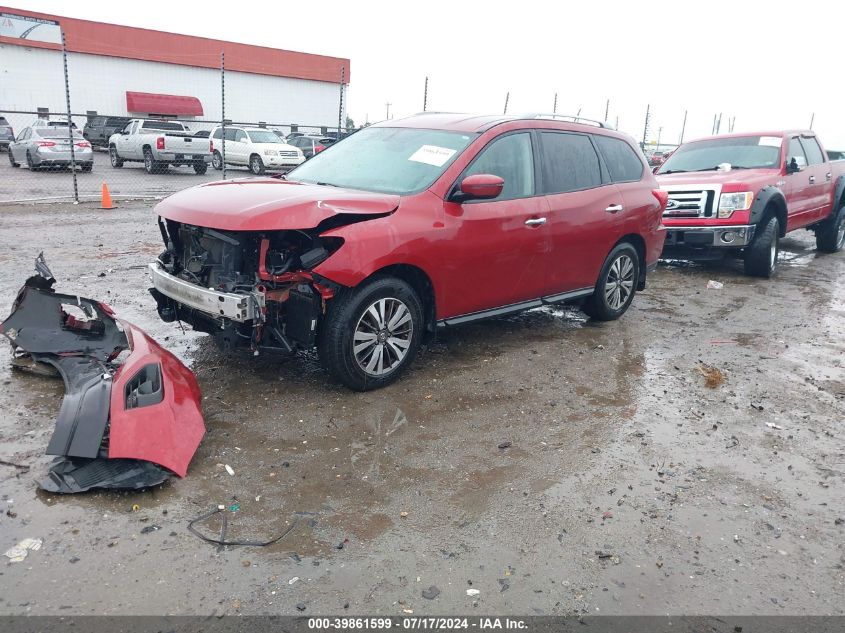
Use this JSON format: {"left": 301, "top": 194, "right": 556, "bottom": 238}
{"left": 0, "top": 6, "right": 350, "bottom": 131}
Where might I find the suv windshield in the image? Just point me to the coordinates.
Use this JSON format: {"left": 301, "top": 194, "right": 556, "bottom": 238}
{"left": 658, "top": 136, "right": 782, "bottom": 174}
{"left": 288, "top": 127, "right": 475, "bottom": 194}
{"left": 247, "top": 130, "right": 283, "bottom": 144}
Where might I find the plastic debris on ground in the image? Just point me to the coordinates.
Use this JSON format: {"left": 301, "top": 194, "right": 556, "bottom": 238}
{"left": 4, "top": 538, "right": 43, "bottom": 562}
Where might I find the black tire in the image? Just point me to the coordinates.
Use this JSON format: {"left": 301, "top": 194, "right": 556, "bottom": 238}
{"left": 26, "top": 151, "right": 38, "bottom": 171}
{"left": 144, "top": 149, "right": 166, "bottom": 174}
{"left": 582, "top": 242, "right": 640, "bottom": 321}
{"left": 212, "top": 151, "right": 223, "bottom": 170}
{"left": 193, "top": 161, "right": 208, "bottom": 175}
{"left": 8, "top": 150, "right": 19, "bottom": 167}
{"left": 81, "top": 162, "right": 93, "bottom": 173}
{"left": 744, "top": 215, "right": 779, "bottom": 277}
{"left": 249, "top": 154, "right": 265, "bottom": 175}
{"left": 816, "top": 205, "right": 845, "bottom": 253}
{"left": 109, "top": 146, "right": 123, "bottom": 168}
{"left": 318, "top": 277, "right": 423, "bottom": 391}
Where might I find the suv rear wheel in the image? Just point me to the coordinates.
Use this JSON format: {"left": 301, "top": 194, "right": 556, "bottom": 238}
{"left": 582, "top": 242, "right": 640, "bottom": 321}
{"left": 744, "top": 215, "right": 779, "bottom": 277}
{"left": 212, "top": 150, "right": 223, "bottom": 170}
{"left": 318, "top": 277, "right": 423, "bottom": 391}
{"left": 816, "top": 204, "right": 845, "bottom": 253}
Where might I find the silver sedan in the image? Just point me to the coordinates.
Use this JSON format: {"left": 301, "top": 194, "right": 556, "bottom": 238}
{"left": 8, "top": 126, "right": 94, "bottom": 171}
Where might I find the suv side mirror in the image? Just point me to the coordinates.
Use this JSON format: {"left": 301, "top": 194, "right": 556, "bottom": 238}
{"left": 785, "top": 157, "right": 800, "bottom": 174}
{"left": 452, "top": 174, "right": 505, "bottom": 202}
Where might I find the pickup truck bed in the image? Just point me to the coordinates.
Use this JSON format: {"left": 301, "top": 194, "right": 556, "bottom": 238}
{"left": 108, "top": 119, "right": 212, "bottom": 174}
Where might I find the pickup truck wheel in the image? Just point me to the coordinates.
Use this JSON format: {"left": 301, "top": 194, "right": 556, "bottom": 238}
{"left": 816, "top": 205, "right": 845, "bottom": 253}
{"left": 193, "top": 161, "right": 208, "bottom": 175}
{"left": 212, "top": 151, "right": 223, "bottom": 170}
{"left": 144, "top": 149, "right": 166, "bottom": 174}
{"left": 582, "top": 243, "right": 640, "bottom": 321}
{"left": 744, "top": 216, "right": 779, "bottom": 277}
{"left": 318, "top": 277, "right": 423, "bottom": 391}
{"left": 249, "top": 154, "right": 266, "bottom": 175}
{"left": 109, "top": 146, "right": 123, "bottom": 168}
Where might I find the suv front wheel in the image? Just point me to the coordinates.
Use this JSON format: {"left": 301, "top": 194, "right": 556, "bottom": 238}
{"left": 318, "top": 277, "right": 423, "bottom": 391}
{"left": 582, "top": 242, "right": 640, "bottom": 321}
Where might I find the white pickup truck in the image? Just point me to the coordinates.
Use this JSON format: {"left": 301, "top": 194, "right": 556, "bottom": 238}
{"left": 108, "top": 119, "right": 212, "bottom": 174}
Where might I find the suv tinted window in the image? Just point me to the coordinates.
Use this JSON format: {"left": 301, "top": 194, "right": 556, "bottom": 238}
{"left": 540, "top": 132, "right": 601, "bottom": 193}
{"left": 0, "top": 117, "right": 9, "bottom": 125}
{"left": 106, "top": 117, "right": 130, "bottom": 126}
{"left": 802, "top": 136, "right": 825, "bottom": 165}
{"left": 90, "top": 116, "right": 106, "bottom": 126}
{"left": 595, "top": 135, "right": 643, "bottom": 182}
{"left": 235, "top": 130, "right": 248, "bottom": 142}
{"left": 223, "top": 129, "right": 239, "bottom": 142}
{"left": 465, "top": 132, "right": 535, "bottom": 200}
{"left": 788, "top": 137, "right": 808, "bottom": 168}
{"left": 212, "top": 128, "right": 223, "bottom": 140}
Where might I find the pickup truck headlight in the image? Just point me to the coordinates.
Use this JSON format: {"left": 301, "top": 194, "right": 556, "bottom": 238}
{"left": 718, "top": 192, "right": 754, "bottom": 218}
{"left": 264, "top": 149, "right": 279, "bottom": 156}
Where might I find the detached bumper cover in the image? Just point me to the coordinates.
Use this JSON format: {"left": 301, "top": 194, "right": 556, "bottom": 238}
{"left": 0, "top": 258, "right": 205, "bottom": 492}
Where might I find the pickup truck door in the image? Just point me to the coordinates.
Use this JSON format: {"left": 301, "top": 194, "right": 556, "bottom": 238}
{"left": 119, "top": 121, "right": 140, "bottom": 159}
{"left": 783, "top": 136, "right": 815, "bottom": 230}
{"left": 799, "top": 135, "right": 834, "bottom": 222}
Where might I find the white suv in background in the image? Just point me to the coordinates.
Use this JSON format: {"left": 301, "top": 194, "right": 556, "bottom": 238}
{"left": 210, "top": 126, "right": 305, "bottom": 174}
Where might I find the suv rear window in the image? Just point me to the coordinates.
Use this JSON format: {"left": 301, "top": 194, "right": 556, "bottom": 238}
{"left": 0, "top": 117, "right": 8, "bottom": 125}
{"left": 540, "top": 132, "right": 602, "bottom": 194}
{"left": 106, "top": 117, "right": 130, "bottom": 126}
{"left": 595, "top": 135, "right": 644, "bottom": 182}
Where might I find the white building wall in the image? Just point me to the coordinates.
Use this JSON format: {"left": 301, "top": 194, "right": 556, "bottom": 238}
{"left": 0, "top": 43, "right": 345, "bottom": 130}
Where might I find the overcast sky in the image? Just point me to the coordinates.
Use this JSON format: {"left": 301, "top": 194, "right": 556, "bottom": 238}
{"left": 10, "top": 0, "right": 845, "bottom": 149}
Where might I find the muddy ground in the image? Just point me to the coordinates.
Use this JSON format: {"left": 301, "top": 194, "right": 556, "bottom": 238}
{"left": 0, "top": 201, "right": 843, "bottom": 616}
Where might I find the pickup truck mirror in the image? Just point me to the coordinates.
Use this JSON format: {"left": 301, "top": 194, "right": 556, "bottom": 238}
{"left": 785, "top": 158, "right": 801, "bottom": 174}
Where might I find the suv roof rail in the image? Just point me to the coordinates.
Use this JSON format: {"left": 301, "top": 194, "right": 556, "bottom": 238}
{"left": 524, "top": 113, "right": 611, "bottom": 128}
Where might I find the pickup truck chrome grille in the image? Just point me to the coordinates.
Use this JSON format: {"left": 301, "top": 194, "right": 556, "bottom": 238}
{"left": 661, "top": 186, "right": 720, "bottom": 218}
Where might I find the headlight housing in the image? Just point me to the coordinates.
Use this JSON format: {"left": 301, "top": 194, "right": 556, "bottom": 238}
{"left": 718, "top": 192, "right": 754, "bottom": 218}
{"left": 264, "top": 149, "right": 279, "bottom": 156}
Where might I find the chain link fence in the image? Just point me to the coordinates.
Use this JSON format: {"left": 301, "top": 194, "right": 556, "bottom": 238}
{"left": 1, "top": 34, "right": 351, "bottom": 204}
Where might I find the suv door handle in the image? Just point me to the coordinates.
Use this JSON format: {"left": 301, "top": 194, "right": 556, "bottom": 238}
{"left": 524, "top": 217, "right": 547, "bottom": 226}
{"left": 809, "top": 175, "right": 816, "bottom": 184}
{"left": 826, "top": 172, "right": 832, "bottom": 181}
{"left": 605, "top": 204, "right": 624, "bottom": 214}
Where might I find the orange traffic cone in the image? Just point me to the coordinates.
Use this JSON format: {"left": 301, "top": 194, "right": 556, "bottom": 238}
{"left": 100, "top": 183, "right": 114, "bottom": 209}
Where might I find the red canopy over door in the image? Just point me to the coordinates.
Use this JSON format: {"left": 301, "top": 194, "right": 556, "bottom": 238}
{"left": 125, "top": 92, "right": 203, "bottom": 116}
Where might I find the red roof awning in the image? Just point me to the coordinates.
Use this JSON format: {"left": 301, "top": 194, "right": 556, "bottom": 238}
{"left": 126, "top": 91, "right": 203, "bottom": 116}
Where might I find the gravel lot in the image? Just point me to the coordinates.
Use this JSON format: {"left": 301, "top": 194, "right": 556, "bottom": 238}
{"left": 0, "top": 201, "right": 843, "bottom": 616}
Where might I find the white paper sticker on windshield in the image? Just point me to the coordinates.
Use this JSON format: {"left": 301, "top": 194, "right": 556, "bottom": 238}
{"left": 759, "top": 136, "right": 782, "bottom": 147}
{"left": 408, "top": 145, "right": 457, "bottom": 167}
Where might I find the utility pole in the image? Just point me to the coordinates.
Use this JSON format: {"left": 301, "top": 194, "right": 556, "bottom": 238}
{"left": 503, "top": 92, "right": 509, "bottom": 115}
{"left": 615, "top": 115, "right": 619, "bottom": 130}
{"left": 604, "top": 99, "right": 610, "bottom": 123}
{"left": 679, "top": 110, "right": 687, "bottom": 144}
{"left": 711, "top": 114, "right": 717, "bottom": 135}
{"left": 385, "top": 102, "right": 391, "bottom": 120}
{"left": 641, "top": 104, "right": 651, "bottom": 150}
{"left": 716, "top": 112, "right": 723, "bottom": 134}
{"left": 423, "top": 76, "right": 428, "bottom": 112}
{"left": 809, "top": 112, "right": 815, "bottom": 130}
{"left": 553, "top": 93, "right": 557, "bottom": 114}
{"left": 656, "top": 126, "right": 663, "bottom": 150}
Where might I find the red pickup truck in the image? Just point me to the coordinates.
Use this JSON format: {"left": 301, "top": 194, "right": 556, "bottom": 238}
{"left": 655, "top": 131, "right": 845, "bottom": 276}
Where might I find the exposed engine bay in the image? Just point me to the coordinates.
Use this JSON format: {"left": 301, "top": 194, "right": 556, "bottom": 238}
{"left": 150, "top": 217, "right": 345, "bottom": 353}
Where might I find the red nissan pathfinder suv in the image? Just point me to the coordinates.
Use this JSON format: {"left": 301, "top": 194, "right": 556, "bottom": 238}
{"left": 149, "top": 113, "right": 668, "bottom": 390}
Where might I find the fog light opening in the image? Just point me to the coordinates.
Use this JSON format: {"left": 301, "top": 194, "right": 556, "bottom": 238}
{"left": 721, "top": 232, "right": 736, "bottom": 244}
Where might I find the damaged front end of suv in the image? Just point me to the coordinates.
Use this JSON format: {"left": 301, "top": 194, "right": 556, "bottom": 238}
{"left": 148, "top": 178, "right": 400, "bottom": 359}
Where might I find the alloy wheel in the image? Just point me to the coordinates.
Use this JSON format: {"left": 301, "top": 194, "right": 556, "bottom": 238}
{"left": 837, "top": 216, "right": 845, "bottom": 249}
{"left": 353, "top": 297, "right": 414, "bottom": 377}
{"left": 604, "top": 254, "right": 635, "bottom": 310}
